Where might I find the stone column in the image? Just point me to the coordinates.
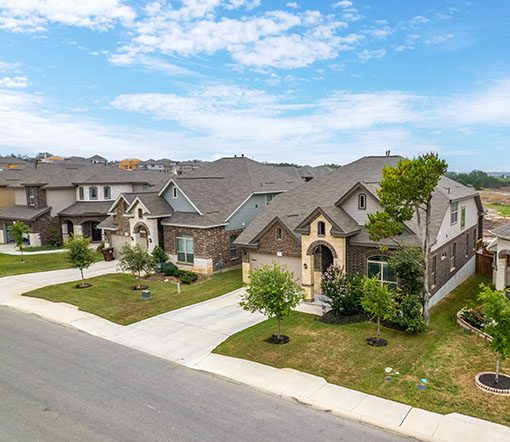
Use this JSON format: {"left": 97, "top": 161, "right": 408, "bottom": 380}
{"left": 302, "top": 254, "right": 314, "bottom": 301}
{"left": 74, "top": 224, "right": 83, "bottom": 236}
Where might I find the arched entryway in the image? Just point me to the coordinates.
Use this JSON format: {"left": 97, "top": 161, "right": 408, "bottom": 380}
{"left": 133, "top": 222, "right": 149, "bottom": 250}
{"left": 82, "top": 220, "right": 102, "bottom": 242}
{"left": 65, "top": 220, "right": 74, "bottom": 236}
{"left": 305, "top": 240, "right": 337, "bottom": 296}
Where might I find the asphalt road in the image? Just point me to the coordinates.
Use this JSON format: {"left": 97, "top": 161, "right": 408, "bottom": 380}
{"left": 0, "top": 308, "right": 411, "bottom": 442}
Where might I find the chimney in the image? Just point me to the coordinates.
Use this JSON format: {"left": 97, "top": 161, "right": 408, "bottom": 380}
{"left": 385, "top": 150, "right": 391, "bottom": 157}
{"left": 241, "top": 153, "right": 244, "bottom": 157}
{"left": 34, "top": 159, "right": 38, "bottom": 169}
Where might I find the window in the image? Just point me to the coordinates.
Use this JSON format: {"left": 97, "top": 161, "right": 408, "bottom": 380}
{"left": 460, "top": 206, "right": 466, "bottom": 229}
{"left": 79, "top": 186, "right": 84, "bottom": 200}
{"left": 358, "top": 193, "right": 367, "bottom": 210}
{"left": 450, "top": 202, "right": 459, "bottom": 225}
{"left": 450, "top": 242, "right": 457, "bottom": 270}
{"left": 367, "top": 255, "right": 397, "bottom": 289}
{"left": 441, "top": 252, "right": 447, "bottom": 261}
{"left": 27, "top": 187, "right": 36, "bottom": 207}
{"left": 431, "top": 255, "right": 437, "bottom": 287}
{"left": 229, "top": 235, "right": 238, "bottom": 259}
{"left": 276, "top": 227, "right": 282, "bottom": 240}
{"left": 177, "top": 235, "right": 194, "bottom": 264}
{"left": 466, "top": 233, "right": 470, "bottom": 257}
{"left": 103, "top": 186, "right": 111, "bottom": 200}
{"left": 317, "top": 221, "right": 326, "bottom": 237}
{"left": 89, "top": 186, "right": 98, "bottom": 200}
{"left": 265, "top": 193, "right": 274, "bottom": 206}
{"left": 138, "top": 208, "right": 143, "bottom": 218}
{"left": 473, "top": 228, "right": 477, "bottom": 251}
{"left": 172, "top": 186, "right": 178, "bottom": 198}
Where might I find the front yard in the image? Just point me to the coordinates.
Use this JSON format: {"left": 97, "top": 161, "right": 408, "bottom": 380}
{"left": 215, "top": 275, "right": 510, "bottom": 426}
{"left": 23, "top": 268, "right": 243, "bottom": 325}
{"left": 0, "top": 252, "right": 102, "bottom": 277}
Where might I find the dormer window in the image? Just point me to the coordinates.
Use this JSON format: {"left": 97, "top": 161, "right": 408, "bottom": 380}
{"left": 358, "top": 193, "right": 367, "bottom": 210}
{"left": 318, "top": 221, "right": 326, "bottom": 237}
{"left": 276, "top": 227, "right": 282, "bottom": 240}
{"left": 172, "top": 186, "right": 178, "bottom": 198}
{"left": 89, "top": 187, "right": 98, "bottom": 200}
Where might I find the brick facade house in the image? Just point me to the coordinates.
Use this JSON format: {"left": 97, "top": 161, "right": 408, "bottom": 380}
{"left": 100, "top": 157, "right": 299, "bottom": 274}
{"left": 236, "top": 155, "right": 484, "bottom": 305}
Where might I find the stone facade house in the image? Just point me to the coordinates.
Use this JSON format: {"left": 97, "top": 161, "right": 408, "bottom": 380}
{"left": 236, "top": 155, "right": 484, "bottom": 305}
{"left": 100, "top": 156, "right": 299, "bottom": 273}
{"left": 488, "top": 223, "right": 510, "bottom": 291}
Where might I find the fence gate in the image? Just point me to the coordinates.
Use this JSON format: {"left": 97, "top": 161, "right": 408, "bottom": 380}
{"left": 476, "top": 252, "right": 494, "bottom": 277}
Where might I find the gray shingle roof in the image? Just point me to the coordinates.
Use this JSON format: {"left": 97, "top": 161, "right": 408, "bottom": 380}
{"left": 129, "top": 192, "right": 174, "bottom": 217}
{"left": 0, "top": 205, "right": 50, "bottom": 221}
{"left": 161, "top": 212, "right": 226, "bottom": 228}
{"left": 491, "top": 223, "right": 510, "bottom": 239}
{"left": 236, "top": 156, "right": 481, "bottom": 248}
{"left": 97, "top": 215, "right": 117, "bottom": 230}
{"left": 59, "top": 201, "right": 112, "bottom": 216}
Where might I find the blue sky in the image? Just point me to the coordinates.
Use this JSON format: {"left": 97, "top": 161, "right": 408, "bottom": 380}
{"left": 0, "top": 0, "right": 509, "bottom": 171}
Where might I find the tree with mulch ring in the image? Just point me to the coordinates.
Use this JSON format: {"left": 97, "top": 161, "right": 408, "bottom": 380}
{"left": 476, "top": 284, "right": 510, "bottom": 393}
{"left": 65, "top": 235, "right": 96, "bottom": 289}
{"left": 131, "top": 284, "right": 149, "bottom": 291}
{"left": 240, "top": 261, "right": 303, "bottom": 345}
{"left": 118, "top": 244, "right": 154, "bottom": 279}
{"left": 361, "top": 276, "right": 396, "bottom": 347}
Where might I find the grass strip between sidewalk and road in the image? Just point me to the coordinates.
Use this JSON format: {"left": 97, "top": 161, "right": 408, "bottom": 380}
{"left": 214, "top": 275, "right": 510, "bottom": 426}
{"left": 22, "top": 268, "right": 243, "bottom": 325}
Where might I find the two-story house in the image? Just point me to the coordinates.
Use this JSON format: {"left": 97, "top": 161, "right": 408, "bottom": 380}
{"left": 100, "top": 156, "right": 299, "bottom": 273}
{"left": 236, "top": 155, "right": 484, "bottom": 306}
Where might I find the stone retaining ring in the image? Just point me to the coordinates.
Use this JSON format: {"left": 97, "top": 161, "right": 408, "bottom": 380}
{"left": 475, "top": 372, "right": 510, "bottom": 395}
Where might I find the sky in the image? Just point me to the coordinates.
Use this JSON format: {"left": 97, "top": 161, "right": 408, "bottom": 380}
{"left": 0, "top": 0, "right": 509, "bottom": 171}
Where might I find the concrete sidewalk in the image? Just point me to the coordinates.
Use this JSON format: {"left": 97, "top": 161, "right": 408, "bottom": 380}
{"left": 0, "top": 243, "right": 65, "bottom": 255}
{"left": 0, "top": 268, "right": 508, "bottom": 442}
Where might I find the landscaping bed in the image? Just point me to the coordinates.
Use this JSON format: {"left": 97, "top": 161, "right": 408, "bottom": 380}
{"left": 22, "top": 268, "right": 243, "bottom": 325}
{"left": 0, "top": 252, "right": 102, "bottom": 277}
{"left": 214, "top": 275, "right": 510, "bottom": 426}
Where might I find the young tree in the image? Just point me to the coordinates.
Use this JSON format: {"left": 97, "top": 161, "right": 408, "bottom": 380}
{"left": 241, "top": 262, "right": 303, "bottom": 343}
{"left": 479, "top": 284, "right": 510, "bottom": 385}
{"left": 361, "top": 276, "right": 396, "bottom": 345}
{"left": 65, "top": 235, "right": 95, "bottom": 286}
{"left": 366, "top": 153, "right": 448, "bottom": 324}
{"left": 10, "top": 221, "right": 30, "bottom": 263}
{"left": 119, "top": 244, "right": 154, "bottom": 279}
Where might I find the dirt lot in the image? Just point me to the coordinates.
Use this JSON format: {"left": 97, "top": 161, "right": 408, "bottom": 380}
{"left": 480, "top": 187, "right": 510, "bottom": 237}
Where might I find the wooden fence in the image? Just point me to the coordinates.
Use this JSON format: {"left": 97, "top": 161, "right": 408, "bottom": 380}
{"left": 476, "top": 252, "right": 494, "bottom": 277}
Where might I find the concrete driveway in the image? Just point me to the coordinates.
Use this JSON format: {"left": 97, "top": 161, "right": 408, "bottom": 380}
{"left": 113, "top": 288, "right": 265, "bottom": 367}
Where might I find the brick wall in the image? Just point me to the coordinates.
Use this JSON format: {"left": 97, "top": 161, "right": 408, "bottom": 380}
{"left": 26, "top": 186, "right": 47, "bottom": 209}
{"left": 30, "top": 212, "right": 61, "bottom": 244}
{"left": 162, "top": 225, "right": 243, "bottom": 270}
{"left": 256, "top": 221, "right": 301, "bottom": 258}
{"left": 345, "top": 243, "right": 386, "bottom": 275}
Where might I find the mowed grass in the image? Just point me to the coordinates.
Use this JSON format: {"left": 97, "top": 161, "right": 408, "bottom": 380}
{"left": 0, "top": 252, "right": 102, "bottom": 277}
{"left": 486, "top": 202, "right": 510, "bottom": 217}
{"left": 215, "top": 275, "right": 510, "bottom": 426}
{"left": 23, "top": 268, "right": 243, "bottom": 325}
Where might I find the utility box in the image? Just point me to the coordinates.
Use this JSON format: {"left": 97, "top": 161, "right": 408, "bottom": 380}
{"left": 141, "top": 290, "right": 152, "bottom": 300}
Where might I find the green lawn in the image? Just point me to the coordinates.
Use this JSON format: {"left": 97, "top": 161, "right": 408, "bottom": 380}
{"left": 23, "top": 269, "right": 243, "bottom": 325}
{"left": 0, "top": 252, "right": 102, "bottom": 277}
{"left": 215, "top": 275, "right": 510, "bottom": 426}
{"left": 486, "top": 202, "right": 510, "bottom": 217}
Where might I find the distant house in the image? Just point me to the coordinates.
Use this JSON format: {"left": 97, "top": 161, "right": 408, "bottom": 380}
{"left": 137, "top": 158, "right": 176, "bottom": 173}
{"left": 236, "top": 155, "right": 484, "bottom": 305}
{"left": 100, "top": 157, "right": 299, "bottom": 273}
{"left": 119, "top": 158, "right": 141, "bottom": 170}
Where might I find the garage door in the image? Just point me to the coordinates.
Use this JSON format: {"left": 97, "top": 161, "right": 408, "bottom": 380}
{"left": 250, "top": 253, "right": 302, "bottom": 283}
{"left": 109, "top": 234, "right": 130, "bottom": 257}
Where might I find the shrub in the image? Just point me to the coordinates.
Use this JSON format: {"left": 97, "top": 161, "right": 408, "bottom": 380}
{"left": 152, "top": 246, "right": 168, "bottom": 265}
{"left": 96, "top": 241, "right": 105, "bottom": 253}
{"left": 388, "top": 246, "right": 424, "bottom": 296}
{"left": 47, "top": 227, "right": 62, "bottom": 247}
{"left": 321, "top": 265, "right": 364, "bottom": 316}
{"left": 161, "top": 261, "right": 179, "bottom": 277}
{"left": 178, "top": 270, "right": 198, "bottom": 285}
{"left": 459, "top": 306, "right": 486, "bottom": 330}
{"left": 393, "top": 292, "right": 426, "bottom": 333}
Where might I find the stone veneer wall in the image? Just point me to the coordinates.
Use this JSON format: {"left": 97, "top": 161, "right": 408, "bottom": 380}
{"left": 162, "top": 225, "right": 243, "bottom": 274}
{"left": 26, "top": 187, "right": 47, "bottom": 209}
{"left": 113, "top": 201, "right": 131, "bottom": 236}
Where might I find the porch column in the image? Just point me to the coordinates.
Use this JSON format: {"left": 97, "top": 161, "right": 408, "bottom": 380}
{"left": 495, "top": 255, "right": 507, "bottom": 291}
{"left": 302, "top": 254, "right": 314, "bottom": 301}
{"left": 74, "top": 224, "right": 83, "bottom": 236}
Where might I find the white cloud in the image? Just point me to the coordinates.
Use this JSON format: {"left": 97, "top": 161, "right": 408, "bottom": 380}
{"left": 365, "top": 26, "right": 391, "bottom": 39}
{"left": 332, "top": 1, "right": 353, "bottom": 8}
{"left": 358, "top": 48, "right": 386, "bottom": 62}
{"left": 285, "top": 2, "right": 299, "bottom": 9}
{"left": 424, "top": 33, "right": 454, "bottom": 45}
{"left": 0, "top": 0, "right": 135, "bottom": 33}
{"left": 0, "top": 76, "right": 29, "bottom": 88}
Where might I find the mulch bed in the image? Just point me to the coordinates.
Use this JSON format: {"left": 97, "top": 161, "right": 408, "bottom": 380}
{"left": 380, "top": 319, "right": 407, "bottom": 332}
{"left": 131, "top": 285, "right": 149, "bottom": 291}
{"left": 144, "top": 273, "right": 180, "bottom": 283}
{"left": 366, "top": 337, "right": 388, "bottom": 347}
{"left": 478, "top": 373, "right": 510, "bottom": 390}
{"left": 320, "top": 310, "right": 368, "bottom": 324}
{"left": 74, "top": 283, "right": 91, "bottom": 289}
{"left": 265, "top": 335, "right": 290, "bottom": 345}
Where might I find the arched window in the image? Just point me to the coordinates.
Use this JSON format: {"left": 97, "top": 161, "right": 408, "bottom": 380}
{"left": 367, "top": 255, "right": 396, "bottom": 288}
{"left": 317, "top": 221, "right": 326, "bottom": 237}
{"left": 358, "top": 193, "right": 367, "bottom": 210}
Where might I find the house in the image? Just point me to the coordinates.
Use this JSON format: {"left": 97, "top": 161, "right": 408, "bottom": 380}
{"left": 136, "top": 159, "right": 177, "bottom": 173}
{"left": 100, "top": 156, "right": 299, "bottom": 273}
{"left": 0, "top": 163, "right": 167, "bottom": 246}
{"left": 0, "top": 156, "right": 28, "bottom": 170}
{"left": 236, "top": 155, "right": 484, "bottom": 305}
{"left": 488, "top": 223, "right": 510, "bottom": 291}
{"left": 119, "top": 158, "right": 141, "bottom": 170}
